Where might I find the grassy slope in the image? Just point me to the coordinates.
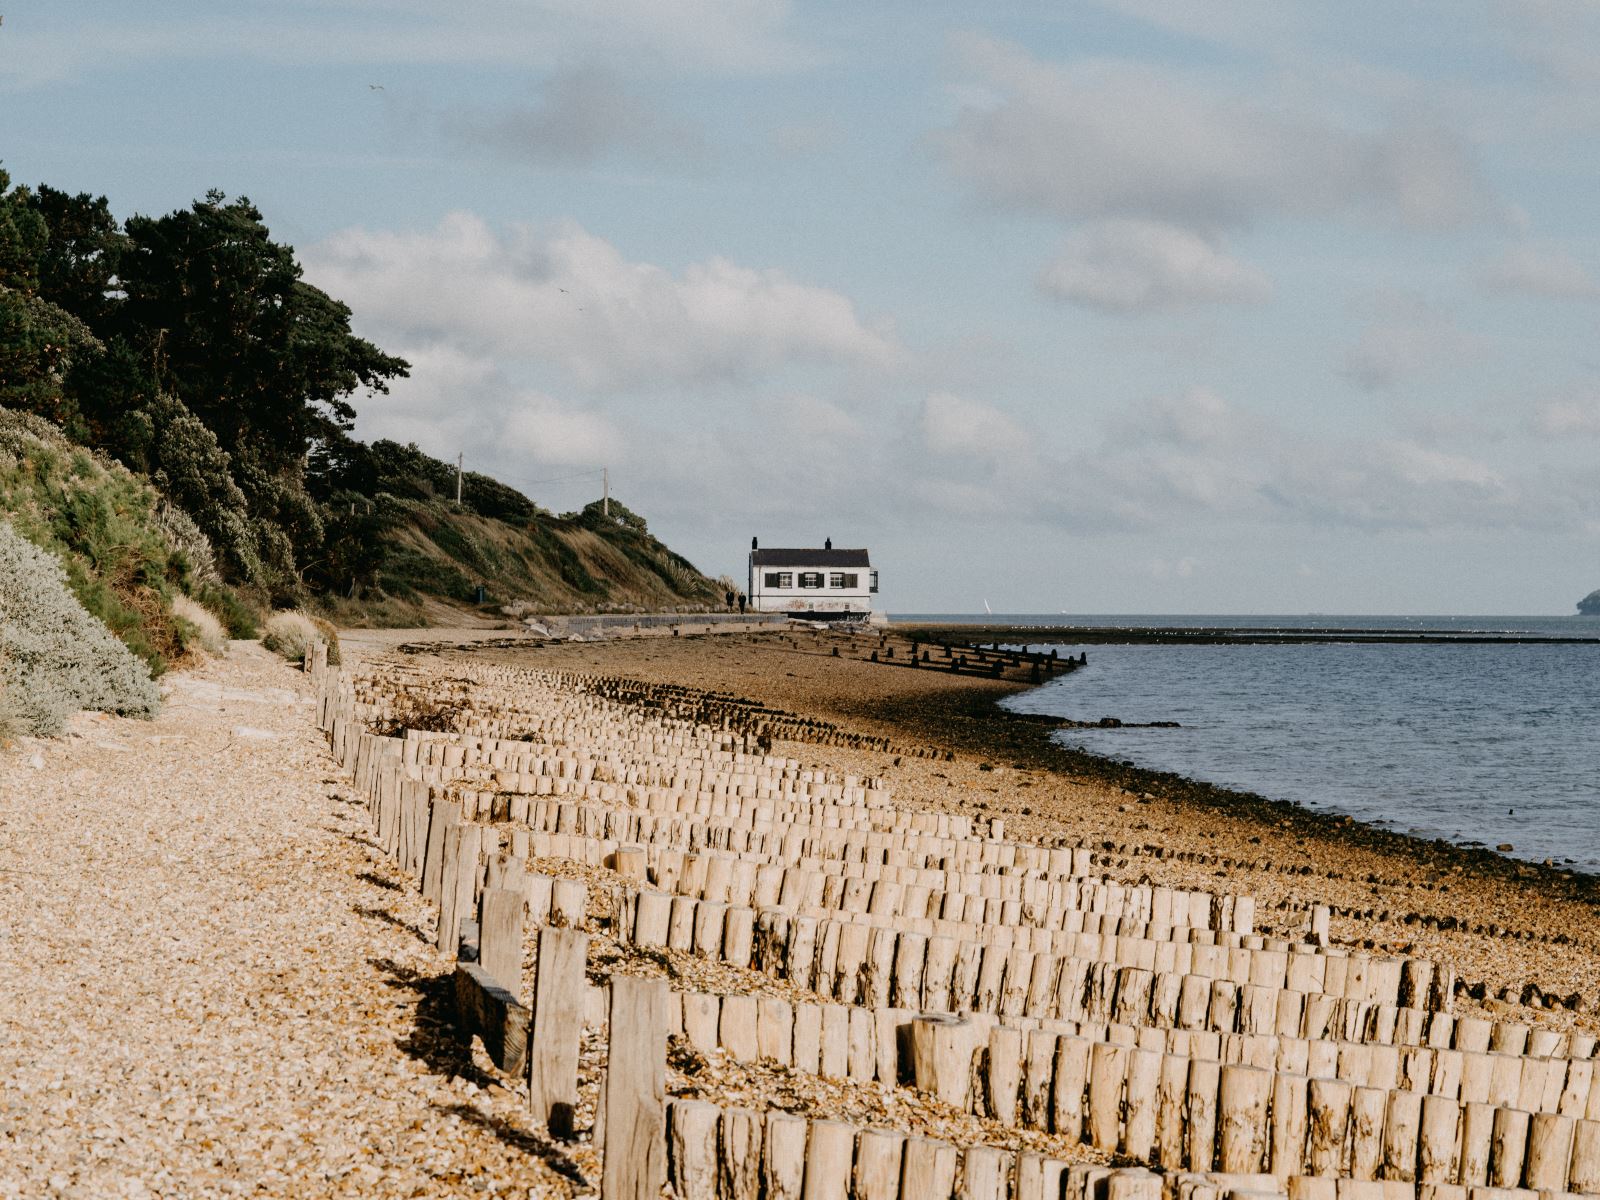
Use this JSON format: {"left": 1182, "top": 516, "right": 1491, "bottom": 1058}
{"left": 0, "top": 407, "right": 220, "bottom": 672}
{"left": 322, "top": 496, "right": 721, "bottom": 625}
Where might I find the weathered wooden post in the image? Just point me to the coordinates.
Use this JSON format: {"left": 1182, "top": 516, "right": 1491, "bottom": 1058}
{"left": 601, "top": 974, "right": 667, "bottom": 1200}
{"left": 478, "top": 887, "right": 523, "bottom": 995}
{"left": 908, "top": 1015, "right": 975, "bottom": 1109}
{"left": 529, "top": 926, "right": 589, "bottom": 1136}
{"left": 668, "top": 1099, "right": 719, "bottom": 1200}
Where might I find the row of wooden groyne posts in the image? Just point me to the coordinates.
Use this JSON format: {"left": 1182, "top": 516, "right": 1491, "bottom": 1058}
{"left": 305, "top": 642, "right": 1600, "bottom": 1200}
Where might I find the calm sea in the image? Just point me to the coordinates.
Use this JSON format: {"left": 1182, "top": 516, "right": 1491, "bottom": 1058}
{"left": 892, "top": 615, "right": 1600, "bottom": 872}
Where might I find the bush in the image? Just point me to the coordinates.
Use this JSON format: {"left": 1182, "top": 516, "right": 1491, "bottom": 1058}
{"left": 201, "top": 584, "right": 260, "bottom": 639}
{"left": 261, "top": 610, "right": 321, "bottom": 664}
{"left": 171, "top": 594, "right": 227, "bottom": 656}
{"left": 0, "top": 520, "right": 159, "bottom": 735}
{"left": 308, "top": 614, "right": 341, "bottom": 665}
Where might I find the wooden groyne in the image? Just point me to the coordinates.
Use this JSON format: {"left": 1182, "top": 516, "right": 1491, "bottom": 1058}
{"left": 307, "top": 639, "right": 1600, "bottom": 1199}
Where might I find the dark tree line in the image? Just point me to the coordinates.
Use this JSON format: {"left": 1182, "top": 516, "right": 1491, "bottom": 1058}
{"left": 1, "top": 169, "right": 414, "bottom": 601}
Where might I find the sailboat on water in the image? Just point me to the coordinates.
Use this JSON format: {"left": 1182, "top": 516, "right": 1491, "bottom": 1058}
{"left": 983, "top": 599, "right": 992, "bottom": 615}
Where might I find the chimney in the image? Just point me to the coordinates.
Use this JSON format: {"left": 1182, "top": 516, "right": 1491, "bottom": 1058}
{"left": 751, "top": 536, "right": 758, "bottom": 550}
{"left": 825, "top": 536, "right": 832, "bottom": 550}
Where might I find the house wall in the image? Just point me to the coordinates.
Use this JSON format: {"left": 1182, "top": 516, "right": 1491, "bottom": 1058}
{"left": 747, "top": 561, "right": 874, "bottom": 614}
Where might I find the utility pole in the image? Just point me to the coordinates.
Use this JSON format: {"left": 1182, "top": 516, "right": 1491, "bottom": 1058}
{"left": 603, "top": 467, "right": 609, "bottom": 518}
{"left": 456, "top": 453, "right": 463, "bottom": 505}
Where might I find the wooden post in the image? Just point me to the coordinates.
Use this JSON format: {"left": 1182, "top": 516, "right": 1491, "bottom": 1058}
{"left": 529, "top": 926, "right": 588, "bottom": 1136}
{"left": 437, "top": 823, "right": 482, "bottom": 954}
{"left": 987, "top": 1026, "right": 1023, "bottom": 1125}
{"left": 1417, "top": 1094, "right": 1459, "bottom": 1184}
{"left": 1487, "top": 1106, "right": 1529, "bottom": 1188}
{"left": 909, "top": 1015, "right": 975, "bottom": 1110}
{"left": 1187, "top": 1057, "right": 1221, "bottom": 1171}
{"left": 1218, "top": 1064, "right": 1270, "bottom": 1173}
{"left": 720, "top": 1108, "right": 763, "bottom": 1200}
{"left": 1308, "top": 1078, "right": 1352, "bottom": 1176}
{"left": 962, "top": 1146, "right": 1010, "bottom": 1200}
{"left": 668, "top": 1099, "right": 719, "bottom": 1200}
{"left": 1523, "top": 1112, "right": 1573, "bottom": 1192}
{"left": 478, "top": 887, "right": 524, "bottom": 995}
{"left": 1348, "top": 1086, "right": 1386, "bottom": 1181}
{"left": 1124, "top": 1048, "right": 1160, "bottom": 1160}
{"left": 763, "top": 1112, "right": 809, "bottom": 1200}
{"left": 601, "top": 974, "right": 667, "bottom": 1200}
{"left": 854, "top": 1129, "right": 905, "bottom": 1200}
{"left": 1458, "top": 1101, "right": 1494, "bottom": 1186}
{"left": 1088, "top": 1042, "right": 1128, "bottom": 1152}
{"left": 1382, "top": 1090, "right": 1423, "bottom": 1182}
{"left": 803, "top": 1121, "right": 855, "bottom": 1200}
{"left": 1271, "top": 1072, "right": 1310, "bottom": 1181}
{"left": 1569, "top": 1118, "right": 1600, "bottom": 1194}
{"left": 1157, "top": 1054, "right": 1190, "bottom": 1167}
{"left": 901, "top": 1137, "right": 957, "bottom": 1199}
{"left": 1052, "top": 1037, "right": 1092, "bottom": 1143}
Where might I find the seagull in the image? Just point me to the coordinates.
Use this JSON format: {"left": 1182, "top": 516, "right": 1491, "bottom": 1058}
{"left": 368, "top": 83, "right": 384, "bottom": 91}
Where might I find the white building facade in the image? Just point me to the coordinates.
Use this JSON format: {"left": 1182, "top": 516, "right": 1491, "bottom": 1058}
{"left": 747, "top": 540, "right": 877, "bottom": 618}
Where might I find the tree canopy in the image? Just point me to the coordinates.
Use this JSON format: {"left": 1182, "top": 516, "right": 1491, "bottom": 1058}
{"left": 4, "top": 173, "right": 410, "bottom": 600}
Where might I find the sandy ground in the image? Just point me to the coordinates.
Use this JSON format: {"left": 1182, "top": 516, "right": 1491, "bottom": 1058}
{"left": 0, "top": 644, "right": 570, "bottom": 1199}
{"left": 3, "top": 621, "right": 1594, "bottom": 1197}
{"left": 450, "top": 627, "right": 1600, "bottom": 1022}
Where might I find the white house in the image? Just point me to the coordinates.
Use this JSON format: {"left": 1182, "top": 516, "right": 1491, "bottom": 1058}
{"left": 747, "top": 538, "right": 877, "bottom": 619}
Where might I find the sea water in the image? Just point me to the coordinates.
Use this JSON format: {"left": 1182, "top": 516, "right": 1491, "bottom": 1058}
{"left": 894, "top": 615, "right": 1600, "bottom": 872}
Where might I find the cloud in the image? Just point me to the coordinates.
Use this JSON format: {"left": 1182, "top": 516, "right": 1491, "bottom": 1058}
{"left": 1037, "top": 220, "right": 1271, "bottom": 313}
{"left": 304, "top": 212, "right": 899, "bottom": 388}
{"left": 1479, "top": 245, "right": 1600, "bottom": 299}
{"left": 881, "top": 386, "right": 1574, "bottom": 536}
{"left": 1340, "top": 294, "right": 1476, "bottom": 391}
{"left": 352, "top": 343, "right": 621, "bottom": 495}
{"left": 1531, "top": 395, "right": 1600, "bottom": 437}
{"left": 918, "top": 392, "right": 1032, "bottom": 463}
{"left": 3, "top": 0, "right": 816, "bottom": 91}
{"left": 444, "top": 65, "right": 707, "bottom": 168}
{"left": 936, "top": 35, "right": 1493, "bottom": 232}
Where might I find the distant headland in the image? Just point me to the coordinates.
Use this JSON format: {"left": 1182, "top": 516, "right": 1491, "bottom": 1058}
{"left": 1580, "top": 589, "right": 1600, "bottom": 616}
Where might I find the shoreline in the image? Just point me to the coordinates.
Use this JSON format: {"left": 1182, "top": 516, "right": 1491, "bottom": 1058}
{"left": 422, "top": 625, "right": 1600, "bottom": 1018}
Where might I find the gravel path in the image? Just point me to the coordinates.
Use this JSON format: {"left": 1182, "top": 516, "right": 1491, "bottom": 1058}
{"left": 0, "top": 644, "right": 568, "bottom": 1199}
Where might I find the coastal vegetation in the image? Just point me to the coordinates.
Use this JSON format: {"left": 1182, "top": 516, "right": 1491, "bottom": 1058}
{"left": 0, "top": 168, "right": 719, "bottom": 728}
{"left": 1579, "top": 589, "right": 1600, "bottom": 616}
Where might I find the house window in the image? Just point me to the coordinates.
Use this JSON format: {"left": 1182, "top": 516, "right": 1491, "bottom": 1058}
{"left": 829, "top": 572, "right": 846, "bottom": 588}
{"left": 870, "top": 570, "right": 878, "bottom": 593}
{"left": 764, "top": 572, "right": 792, "bottom": 588}
{"left": 831, "top": 573, "right": 858, "bottom": 588}
{"left": 799, "top": 572, "right": 823, "bottom": 589}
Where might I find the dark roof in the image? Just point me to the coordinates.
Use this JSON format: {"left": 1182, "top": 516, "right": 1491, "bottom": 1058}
{"left": 751, "top": 547, "right": 871, "bottom": 568}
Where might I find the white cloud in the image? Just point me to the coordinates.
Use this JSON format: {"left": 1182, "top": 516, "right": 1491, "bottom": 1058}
{"left": 1532, "top": 396, "right": 1600, "bottom": 436}
{"left": 1479, "top": 245, "right": 1600, "bottom": 299}
{"left": 918, "top": 392, "right": 1032, "bottom": 462}
{"left": 3, "top": 0, "right": 815, "bottom": 91}
{"left": 352, "top": 343, "right": 620, "bottom": 489}
{"left": 1340, "top": 294, "right": 1476, "bottom": 391}
{"left": 444, "top": 65, "right": 707, "bottom": 168}
{"left": 1037, "top": 220, "right": 1271, "bottom": 313}
{"left": 304, "top": 212, "right": 899, "bottom": 388}
{"left": 936, "top": 36, "right": 1493, "bottom": 231}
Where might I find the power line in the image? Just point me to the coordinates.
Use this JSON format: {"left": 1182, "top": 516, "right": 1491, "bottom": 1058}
{"left": 522, "top": 468, "right": 608, "bottom": 487}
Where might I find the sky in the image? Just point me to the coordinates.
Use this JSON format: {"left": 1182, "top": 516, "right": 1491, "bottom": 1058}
{"left": 5, "top": 1, "right": 1600, "bottom": 614}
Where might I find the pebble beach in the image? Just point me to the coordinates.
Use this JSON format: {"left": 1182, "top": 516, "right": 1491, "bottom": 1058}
{"left": 2, "top": 622, "right": 1596, "bottom": 1197}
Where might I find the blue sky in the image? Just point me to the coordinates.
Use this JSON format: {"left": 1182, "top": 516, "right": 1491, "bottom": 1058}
{"left": 5, "top": 1, "right": 1600, "bottom": 613}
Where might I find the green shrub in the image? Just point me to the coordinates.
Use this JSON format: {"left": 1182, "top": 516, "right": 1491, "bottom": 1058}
{"left": 202, "top": 584, "right": 260, "bottom": 639}
{"left": 0, "top": 520, "right": 159, "bottom": 734}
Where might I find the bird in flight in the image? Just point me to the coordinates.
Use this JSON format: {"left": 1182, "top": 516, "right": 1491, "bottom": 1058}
{"left": 368, "top": 83, "right": 384, "bottom": 91}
